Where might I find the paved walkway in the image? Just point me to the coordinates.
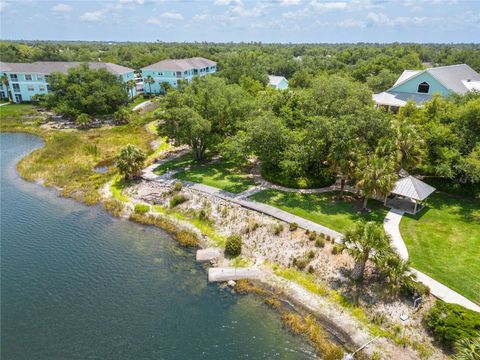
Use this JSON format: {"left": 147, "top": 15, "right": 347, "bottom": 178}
{"left": 142, "top": 162, "right": 343, "bottom": 240}
{"left": 142, "top": 156, "right": 479, "bottom": 312}
{"left": 384, "top": 209, "right": 480, "bottom": 313}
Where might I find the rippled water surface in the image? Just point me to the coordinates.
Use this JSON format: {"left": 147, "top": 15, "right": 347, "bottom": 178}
{"left": 0, "top": 133, "right": 314, "bottom": 360}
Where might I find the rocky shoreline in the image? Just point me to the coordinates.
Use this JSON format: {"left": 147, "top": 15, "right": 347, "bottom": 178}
{"left": 102, "top": 177, "right": 447, "bottom": 360}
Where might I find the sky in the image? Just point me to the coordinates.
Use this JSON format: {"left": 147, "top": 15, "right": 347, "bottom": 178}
{"left": 0, "top": 0, "right": 479, "bottom": 43}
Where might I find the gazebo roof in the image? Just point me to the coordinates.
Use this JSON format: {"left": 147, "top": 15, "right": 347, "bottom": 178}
{"left": 391, "top": 176, "right": 436, "bottom": 201}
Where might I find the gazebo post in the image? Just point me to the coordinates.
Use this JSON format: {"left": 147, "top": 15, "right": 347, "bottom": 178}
{"left": 384, "top": 194, "right": 388, "bottom": 206}
{"left": 414, "top": 201, "right": 418, "bottom": 214}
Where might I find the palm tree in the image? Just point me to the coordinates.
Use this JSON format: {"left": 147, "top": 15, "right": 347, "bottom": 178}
{"left": 343, "top": 221, "right": 391, "bottom": 281}
{"left": 329, "top": 140, "right": 358, "bottom": 198}
{"left": 126, "top": 80, "right": 136, "bottom": 100}
{"left": 116, "top": 144, "right": 146, "bottom": 180}
{"left": 454, "top": 334, "right": 479, "bottom": 360}
{"left": 356, "top": 153, "right": 397, "bottom": 210}
{"left": 160, "top": 82, "right": 172, "bottom": 95}
{"left": 113, "top": 108, "right": 132, "bottom": 125}
{"left": 379, "top": 253, "right": 415, "bottom": 296}
{"left": 394, "top": 119, "right": 424, "bottom": 172}
{"left": 144, "top": 75, "right": 155, "bottom": 96}
{"left": 76, "top": 113, "right": 92, "bottom": 130}
{"left": 0, "top": 74, "right": 12, "bottom": 102}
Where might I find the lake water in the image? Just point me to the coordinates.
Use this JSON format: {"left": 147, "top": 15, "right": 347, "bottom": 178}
{"left": 0, "top": 133, "right": 314, "bottom": 360}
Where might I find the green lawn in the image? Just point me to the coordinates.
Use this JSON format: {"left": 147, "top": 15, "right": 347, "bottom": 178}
{"left": 153, "top": 153, "right": 198, "bottom": 176}
{"left": 250, "top": 189, "right": 388, "bottom": 233}
{"left": 0, "top": 103, "right": 36, "bottom": 116}
{"left": 174, "top": 162, "right": 256, "bottom": 194}
{"left": 400, "top": 193, "right": 480, "bottom": 304}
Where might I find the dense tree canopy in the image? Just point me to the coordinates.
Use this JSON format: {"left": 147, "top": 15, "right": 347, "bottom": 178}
{"left": 3, "top": 40, "right": 478, "bottom": 192}
{"left": 38, "top": 64, "right": 129, "bottom": 116}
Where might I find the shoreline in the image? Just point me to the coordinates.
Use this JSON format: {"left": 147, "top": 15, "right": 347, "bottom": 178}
{"left": 2, "top": 130, "right": 446, "bottom": 360}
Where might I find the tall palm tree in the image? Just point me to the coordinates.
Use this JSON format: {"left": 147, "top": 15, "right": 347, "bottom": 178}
{"left": 343, "top": 221, "right": 391, "bottom": 281}
{"left": 126, "top": 80, "right": 136, "bottom": 100}
{"left": 144, "top": 75, "right": 155, "bottom": 95}
{"left": 356, "top": 153, "right": 397, "bottom": 210}
{"left": 0, "top": 74, "right": 12, "bottom": 102}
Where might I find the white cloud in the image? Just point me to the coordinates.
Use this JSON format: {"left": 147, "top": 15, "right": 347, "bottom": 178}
{"left": 52, "top": 3, "right": 72, "bottom": 13}
{"left": 336, "top": 18, "right": 366, "bottom": 28}
{"left": 160, "top": 12, "right": 184, "bottom": 20}
{"left": 147, "top": 12, "right": 184, "bottom": 24}
{"left": 119, "top": 0, "right": 145, "bottom": 4}
{"left": 280, "top": 0, "right": 301, "bottom": 5}
{"left": 367, "top": 11, "right": 432, "bottom": 27}
{"left": 231, "top": 4, "right": 264, "bottom": 17}
{"left": 310, "top": 1, "right": 347, "bottom": 10}
{"left": 193, "top": 13, "right": 209, "bottom": 21}
{"left": 214, "top": 0, "right": 240, "bottom": 5}
{"left": 79, "top": 10, "right": 105, "bottom": 22}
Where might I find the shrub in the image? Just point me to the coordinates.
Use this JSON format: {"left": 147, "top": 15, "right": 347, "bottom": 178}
{"left": 134, "top": 203, "right": 150, "bottom": 214}
{"left": 401, "top": 278, "right": 431, "bottom": 297}
{"left": 170, "top": 194, "right": 188, "bottom": 207}
{"left": 307, "top": 265, "right": 315, "bottom": 274}
{"left": 225, "top": 235, "right": 242, "bottom": 257}
{"left": 295, "top": 257, "right": 309, "bottom": 271}
{"left": 289, "top": 222, "right": 298, "bottom": 231}
{"left": 425, "top": 301, "right": 480, "bottom": 349}
{"left": 173, "top": 181, "right": 183, "bottom": 192}
{"left": 308, "top": 231, "right": 317, "bottom": 241}
{"left": 331, "top": 244, "right": 344, "bottom": 255}
{"left": 76, "top": 113, "right": 92, "bottom": 129}
{"left": 198, "top": 208, "right": 209, "bottom": 221}
{"left": 272, "top": 223, "right": 284, "bottom": 235}
{"left": 315, "top": 238, "right": 325, "bottom": 248}
{"left": 307, "top": 250, "right": 316, "bottom": 259}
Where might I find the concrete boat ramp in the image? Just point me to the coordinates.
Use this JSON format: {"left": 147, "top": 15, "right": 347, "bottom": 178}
{"left": 208, "top": 267, "right": 260, "bottom": 282}
{"left": 196, "top": 248, "right": 260, "bottom": 282}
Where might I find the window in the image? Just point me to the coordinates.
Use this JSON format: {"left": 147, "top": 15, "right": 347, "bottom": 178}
{"left": 418, "top": 82, "right": 430, "bottom": 93}
{"left": 39, "top": 86, "right": 45, "bottom": 92}
{"left": 28, "top": 86, "right": 34, "bottom": 91}
{"left": 10, "top": 74, "right": 18, "bottom": 81}
{"left": 25, "top": 74, "right": 32, "bottom": 81}
{"left": 37, "top": 75, "right": 44, "bottom": 81}
{"left": 44, "top": 75, "right": 50, "bottom": 82}
{"left": 15, "top": 94, "right": 22, "bottom": 103}
{"left": 0, "top": 91, "right": 5, "bottom": 99}
{"left": 176, "top": 71, "right": 181, "bottom": 78}
{"left": 12, "top": 83, "right": 20, "bottom": 92}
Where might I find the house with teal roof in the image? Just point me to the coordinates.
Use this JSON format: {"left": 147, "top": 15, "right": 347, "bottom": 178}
{"left": 0, "top": 61, "right": 136, "bottom": 103}
{"left": 141, "top": 57, "right": 217, "bottom": 94}
{"left": 373, "top": 64, "right": 480, "bottom": 112}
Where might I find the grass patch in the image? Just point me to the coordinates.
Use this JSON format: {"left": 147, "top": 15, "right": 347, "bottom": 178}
{"left": 3, "top": 104, "right": 156, "bottom": 205}
{"left": 274, "top": 266, "right": 329, "bottom": 296}
{"left": 153, "top": 153, "right": 197, "bottom": 175}
{"left": 110, "top": 176, "right": 130, "bottom": 203}
{"left": 400, "top": 193, "right": 480, "bottom": 304}
{"left": 151, "top": 204, "right": 227, "bottom": 247}
{"left": 174, "top": 162, "right": 255, "bottom": 193}
{"left": 250, "top": 190, "right": 388, "bottom": 233}
{"left": 130, "top": 95, "right": 147, "bottom": 109}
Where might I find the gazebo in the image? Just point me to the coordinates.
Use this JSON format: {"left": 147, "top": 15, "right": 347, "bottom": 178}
{"left": 384, "top": 176, "right": 436, "bottom": 214}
